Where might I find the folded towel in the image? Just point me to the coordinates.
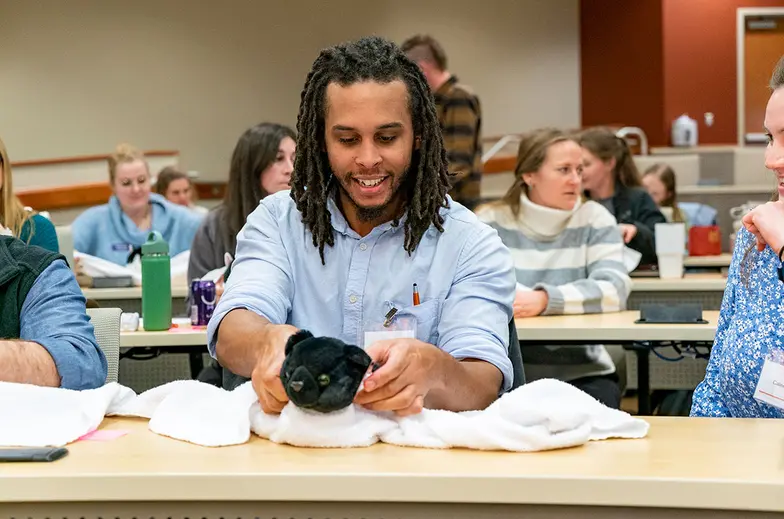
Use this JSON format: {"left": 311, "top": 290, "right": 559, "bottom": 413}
{"left": 0, "top": 378, "right": 649, "bottom": 451}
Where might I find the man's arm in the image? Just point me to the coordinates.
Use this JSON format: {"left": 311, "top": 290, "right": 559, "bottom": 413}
{"left": 437, "top": 224, "right": 516, "bottom": 398}
{"left": 214, "top": 309, "right": 296, "bottom": 378}
{"left": 9, "top": 259, "right": 107, "bottom": 389}
{"left": 207, "top": 197, "right": 295, "bottom": 374}
{"left": 427, "top": 352, "right": 503, "bottom": 411}
{"left": 0, "top": 340, "right": 60, "bottom": 387}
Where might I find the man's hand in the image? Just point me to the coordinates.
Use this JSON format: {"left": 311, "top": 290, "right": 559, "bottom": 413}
{"left": 619, "top": 223, "right": 638, "bottom": 244}
{"left": 513, "top": 290, "right": 548, "bottom": 318}
{"left": 354, "top": 338, "right": 441, "bottom": 416}
{"left": 250, "top": 324, "right": 298, "bottom": 414}
{"left": 742, "top": 200, "right": 784, "bottom": 255}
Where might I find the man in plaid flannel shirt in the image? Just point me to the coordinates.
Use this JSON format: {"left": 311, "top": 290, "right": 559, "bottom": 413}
{"left": 402, "top": 35, "right": 483, "bottom": 210}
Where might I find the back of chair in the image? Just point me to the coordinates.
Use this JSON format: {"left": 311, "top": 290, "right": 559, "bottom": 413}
{"left": 54, "top": 225, "right": 75, "bottom": 270}
{"left": 508, "top": 318, "right": 525, "bottom": 390}
{"left": 86, "top": 307, "right": 121, "bottom": 384}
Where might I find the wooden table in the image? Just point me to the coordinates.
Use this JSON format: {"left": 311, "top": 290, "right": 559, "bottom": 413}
{"left": 120, "top": 328, "right": 208, "bottom": 379}
{"left": 631, "top": 273, "right": 726, "bottom": 292}
{"left": 83, "top": 286, "right": 189, "bottom": 316}
{"left": 0, "top": 417, "right": 781, "bottom": 518}
{"left": 516, "top": 311, "right": 719, "bottom": 414}
{"left": 120, "top": 328, "right": 207, "bottom": 348}
{"left": 684, "top": 253, "right": 732, "bottom": 268}
{"left": 516, "top": 311, "right": 719, "bottom": 342}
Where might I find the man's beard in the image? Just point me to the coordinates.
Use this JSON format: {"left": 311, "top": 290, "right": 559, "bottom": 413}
{"left": 335, "top": 164, "right": 411, "bottom": 222}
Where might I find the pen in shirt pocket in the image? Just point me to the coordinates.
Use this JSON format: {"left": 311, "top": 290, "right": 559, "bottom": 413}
{"left": 412, "top": 283, "right": 420, "bottom": 306}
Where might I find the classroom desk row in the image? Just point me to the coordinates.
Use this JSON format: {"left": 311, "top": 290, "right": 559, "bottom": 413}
{"left": 121, "top": 311, "right": 721, "bottom": 348}
{"left": 0, "top": 415, "right": 780, "bottom": 517}
{"left": 122, "top": 310, "right": 720, "bottom": 413}
{"left": 91, "top": 272, "right": 730, "bottom": 303}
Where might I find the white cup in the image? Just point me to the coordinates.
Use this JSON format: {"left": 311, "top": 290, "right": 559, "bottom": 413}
{"left": 655, "top": 222, "right": 686, "bottom": 255}
{"left": 657, "top": 253, "right": 684, "bottom": 279}
{"left": 655, "top": 223, "right": 686, "bottom": 278}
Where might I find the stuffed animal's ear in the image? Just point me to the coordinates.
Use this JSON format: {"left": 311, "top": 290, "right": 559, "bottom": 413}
{"left": 285, "top": 330, "right": 314, "bottom": 356}
{"left": 344, "top": 345, "right": 372, "bottom": 370}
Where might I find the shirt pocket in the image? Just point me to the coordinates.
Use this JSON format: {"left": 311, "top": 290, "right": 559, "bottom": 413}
{"left": 394, "top": 299, "right": 441, "bottom": 344}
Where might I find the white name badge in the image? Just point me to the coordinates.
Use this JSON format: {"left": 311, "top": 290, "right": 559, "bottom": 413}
{"left": 753, "top": 355, "right": 784, "bottom": 410}
{"left": 361, "top": 315, "right": 416, "bottom": 349}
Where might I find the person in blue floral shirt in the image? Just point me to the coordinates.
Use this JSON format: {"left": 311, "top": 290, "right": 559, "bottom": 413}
{"left": 691, "top": 55, "right": 784, "bottom": 417}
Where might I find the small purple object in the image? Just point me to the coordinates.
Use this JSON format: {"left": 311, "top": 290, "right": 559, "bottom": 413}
{"left": 190, "top": 279, "right": 217, "bottom": 326}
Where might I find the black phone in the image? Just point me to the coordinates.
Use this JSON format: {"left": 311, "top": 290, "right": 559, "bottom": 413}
{"left": 0, "top": 447, "right": 69, "bottom": 462}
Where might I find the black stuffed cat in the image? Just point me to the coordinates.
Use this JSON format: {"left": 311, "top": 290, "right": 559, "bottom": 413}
{"left": 280, "top": 330, "right": 372, "bottom": 413}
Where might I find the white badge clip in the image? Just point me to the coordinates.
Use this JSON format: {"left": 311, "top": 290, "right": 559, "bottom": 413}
{"left": 361, "top": 305, "right": 416, "bottom": 349}
{"left": 753, "top": 349, "right": 784, "bottom": 410}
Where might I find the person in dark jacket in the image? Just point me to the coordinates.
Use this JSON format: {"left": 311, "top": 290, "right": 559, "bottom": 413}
{"left": 187, "top": 122, "right": 295, "bottom": 386}
{"left": 0, "top": 234, "right": 107, "bottom": 389}
{"left": 576, "top": 127, "right": 666, "bottom": 267}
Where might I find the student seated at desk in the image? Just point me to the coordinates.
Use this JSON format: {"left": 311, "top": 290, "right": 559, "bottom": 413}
{"left": 691, "top": 56, "right": 784, "bottom": 418}
{"left": 0, "top": 234, "right": 107, "bottom": 389}
{"left": 188, "top": 122, "right": 296, "bottom": 284}
{"left": 209, "top": 36, "right": 516, "bottom": 417}
{"left": 0, "top": 137, "right": 59, "bottom": 253}
{"left": 188, "top": 122, "right": 295, "bottom": 387}
{"left": 71, "top": 144, "right": 202, "bottom": 266}
{"left": 577, "top": 128, "right": 666, "bottom": 267}
{"left": 476, "top": 128, "right": 631, "bottom": 408}
{"left": 154, "top": 166, "right": 208, "bottom": 217}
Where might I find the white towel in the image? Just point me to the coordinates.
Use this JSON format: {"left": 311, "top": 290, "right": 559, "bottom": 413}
{"left": 0, "top": 378, "right": 649, "bottom": 450}
{"left": 0, "top": 381, "right": 136, "bottom": 447}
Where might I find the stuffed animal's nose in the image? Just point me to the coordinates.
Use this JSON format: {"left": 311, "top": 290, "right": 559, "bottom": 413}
{"left": 290, "top": 380, "right": 304, "bottom": 392}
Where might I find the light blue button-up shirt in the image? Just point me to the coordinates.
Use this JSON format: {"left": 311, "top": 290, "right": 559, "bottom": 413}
{"left": 207, "top": 190, "right": 516, "bottom": 391}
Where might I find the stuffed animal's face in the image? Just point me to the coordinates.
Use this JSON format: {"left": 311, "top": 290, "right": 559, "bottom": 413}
{"left": 280, "top": 330, "right": 372, "bottom": 413}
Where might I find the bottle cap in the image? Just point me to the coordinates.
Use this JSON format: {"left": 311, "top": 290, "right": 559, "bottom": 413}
{"left": 141, "top": 231, "right": 169, "bottom": 255}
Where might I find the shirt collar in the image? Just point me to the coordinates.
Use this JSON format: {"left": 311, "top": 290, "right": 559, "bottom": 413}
{"left": 434, "top": 74, "right": 458, "bottom": 96}
{"left": 326, "top": 190, "right": 409, "bottom": 239}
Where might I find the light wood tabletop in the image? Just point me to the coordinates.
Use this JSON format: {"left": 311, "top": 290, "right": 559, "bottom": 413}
{"left": 631, "top": 273, "right": 726, "bottom": 292}
{"left": 516, "top": 311, "right": 719, "bottom": 342}
{"left": 684, "top": 253, "right": 732, "bottom": 268}
{"left": 0, "top": 416, "right": 781, "bottom": 515}
{"left": 118, "top": 311, "right": 719, "bottom": 348}
{"left": 82, "top": 285, "right": 188, "bottom": 300}
{"left": 120, "top": 328, "right": 207, "bottom": 348}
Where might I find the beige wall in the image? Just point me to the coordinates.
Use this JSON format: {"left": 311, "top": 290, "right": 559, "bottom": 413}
{"left": 0, "top": 0, "right": 579, "bottom": 182}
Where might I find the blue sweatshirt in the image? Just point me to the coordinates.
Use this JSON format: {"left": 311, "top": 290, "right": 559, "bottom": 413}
{"left": 72, "top": 193, "right": 202, "bottom": 265}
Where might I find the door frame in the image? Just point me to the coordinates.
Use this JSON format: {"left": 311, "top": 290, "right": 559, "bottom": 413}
{"left": 736, "top": 7, "right": 784, "bottom": 145}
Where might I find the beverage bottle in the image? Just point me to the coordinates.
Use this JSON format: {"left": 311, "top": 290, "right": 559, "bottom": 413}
{"left": 141, "top": 231, "right": 172, "bottom": 331}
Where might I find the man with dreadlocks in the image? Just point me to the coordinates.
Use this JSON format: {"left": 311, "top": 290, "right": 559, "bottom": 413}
{"left": 208, "top": 36, "right": 515, "bottom": 417}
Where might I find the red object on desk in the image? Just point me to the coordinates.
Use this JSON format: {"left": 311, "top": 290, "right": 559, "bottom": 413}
{"left": 688, "top": 225, "right": 722, "bottom": 256}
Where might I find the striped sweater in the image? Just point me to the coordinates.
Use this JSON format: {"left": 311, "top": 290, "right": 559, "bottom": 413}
{"left": 476, "top": 194, "right": 632, "bottom": 381}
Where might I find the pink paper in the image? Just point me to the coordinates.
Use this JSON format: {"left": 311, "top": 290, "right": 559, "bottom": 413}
{"left": 78, "top": 429, "right": 130, "bottom": 441}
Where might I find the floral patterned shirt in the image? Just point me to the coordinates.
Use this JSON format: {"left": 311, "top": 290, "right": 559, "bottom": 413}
{"left": 691, "top": 227, "right": 784, "bottom": 418}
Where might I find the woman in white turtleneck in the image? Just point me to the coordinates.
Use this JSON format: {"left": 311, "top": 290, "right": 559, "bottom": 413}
{"left": 476, "top": 128, "right": 631, "bottom": 409}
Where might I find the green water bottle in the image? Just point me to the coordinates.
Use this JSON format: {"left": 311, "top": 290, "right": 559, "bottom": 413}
{"left": 141, "top": 231, "right": 172, "bottom": 331}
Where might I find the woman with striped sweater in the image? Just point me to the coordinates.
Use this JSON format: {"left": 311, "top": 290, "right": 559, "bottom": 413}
{"left": 476, "top": 128, "right": 631, "bottom": 408}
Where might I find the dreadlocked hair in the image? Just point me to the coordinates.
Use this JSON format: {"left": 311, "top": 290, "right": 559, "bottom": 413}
{"left": 289, "top": 36, "right": 450, "bottom": 265}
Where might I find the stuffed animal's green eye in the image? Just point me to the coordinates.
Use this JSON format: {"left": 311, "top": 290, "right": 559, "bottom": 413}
{"left": 317, "top": 374, "right": 330, "bottom": 386}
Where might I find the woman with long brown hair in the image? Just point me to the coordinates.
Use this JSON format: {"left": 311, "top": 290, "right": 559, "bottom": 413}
{"left": 476, "top": 128, "right": 631, "bottom": 408}
{"left": 577, "top": 128, "right": 666, "bottom": 266}
{"left": 187, "top": 122, "right": 296, "bottom": 283}
{"left": 642, "top": 163, "right": 687, "bottom": 223}
{"left": 0, "top": 137, "right": 59, "bottom": 252}
{"left": 690, "top": 55, "right": 784, "bottom": 418}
